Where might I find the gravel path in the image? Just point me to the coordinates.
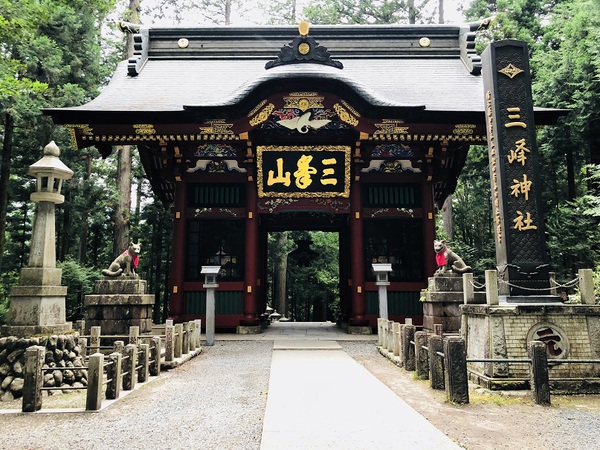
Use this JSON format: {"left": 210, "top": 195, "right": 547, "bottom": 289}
{"left": 1, "top": 340, "right": 599, "bottom": 450}
{"left": 0, "top": 341, "right": 273, "bottom": 450}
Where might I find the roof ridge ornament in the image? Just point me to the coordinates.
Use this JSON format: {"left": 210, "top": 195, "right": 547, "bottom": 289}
{"left": 118, "top": 21, "right": 149, "bottom": 77}
{"left": 265, "top": 21, "right": 343, "bottom": 70}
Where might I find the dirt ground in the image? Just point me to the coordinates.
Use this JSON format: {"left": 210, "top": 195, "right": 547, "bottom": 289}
{"left": 350, "top": 349, "right": 600, "bottom": 450}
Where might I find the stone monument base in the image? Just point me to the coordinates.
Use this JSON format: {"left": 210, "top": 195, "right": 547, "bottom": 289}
{"left": 1, "top": 323, "right": 72, "bottom": 338}
{"left": 462, "top": 303, "right": 600, "bottom": 393}
{"left": 237, "top": 325, "right": 262, "bottom": 335}
{"left": 85, "top": 277, "right": 154, "bottom": 334}
{"left": 422, "top": 273, "right": 485, "bottom": 333}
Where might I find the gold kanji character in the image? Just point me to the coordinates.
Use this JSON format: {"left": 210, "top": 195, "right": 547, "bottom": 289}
{"left": 321, "top": 158, "right": 338, "bottom": 186}
{"left": 294, "top": 154, "right": 317, "bottom": 189}
{"left": 513, "top": 211, "right": 537, "bottom": 231}
{"left": 510, "top": 174, "right": 532, "bottom": 200}
{"left": 508, "top": 138, "right": 530, "bottom": 166}
{"left": 267, "top": 158, "right": 291, "bottom": 187}
{"left": 505, "top": 107, "right": 527, "bottom": 129}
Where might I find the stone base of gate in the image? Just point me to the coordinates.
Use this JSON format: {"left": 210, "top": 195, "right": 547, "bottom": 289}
{"left": 84, "top": 277, "right": 154, "bottom": 335}
{"left": 237, "top": 325, "right": 262, "bottom": 334}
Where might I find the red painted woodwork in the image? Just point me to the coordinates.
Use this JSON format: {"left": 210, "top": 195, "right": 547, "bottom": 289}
{"left": 349, "top": 174, "right": 369, "bottom": 326}
{"left": 241, "top": 171, "right": 260, "bottom": 326}
{"left": 169, "top": 181, "right": 187, "bottom": 320}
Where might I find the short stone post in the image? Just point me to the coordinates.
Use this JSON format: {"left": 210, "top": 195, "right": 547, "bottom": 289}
{"left": 165, "top": 320, "right": 174, "bottom": 362}
{"left": 387, "top": 321, "right": 394, "bottom": 354}
{"left": 189, "top": 321, "right": 197, "bottom": 350}
{"left": 528, "top": 340, "right": 551, "bottom": 406}
{"left": 138, "top": 343, "right": 150, "bottom": 383}
{"left": 415, "top": 331, "right": 429, "bottom": 380}
{"left": 428, "top": 335, "right": 445, "bottom": 390}
{"left": 194, "top": 319, "right": 202, "bottom": 349}
{"left": 105, "top": 352, "right": 122, "bottom": 400}
{"left": 90, "top": 326, "right": 101, "bottom": 354}
{"left": 78, "top": 337, "right": 88, "bottom": 358}
{"left": 579, "top": 269, "right": 596, "bottom": 305}
{"left": 463, "top": 273, "right": 475, "bottom": 304}
{"left": 122, "top": 344, "right": 137, "bottom": 391}
{"left": 174, "top": 323, "right": 183, "bottom": 358}
{"left": 392, "top": 322, "right": 401, "bottom": 357}
{"left": 22, "top": 346, "right": 45, "bottom": 412}
{"left": 402, "top": 324, "right": 416, "bottom": 371}
{"left": 434, "top": 324, "right": 443, "bottom": 336}
{"left": 86, "top": 353, "right": 104, "bottom": 411}
{"left": 549, "top": 272, "right": 558, "bottom": 297}
{"left": 382, "top": 320, "right": 389, "bottom": 351}
{"left": 443, "top": 336, "right": 469, "bottom": 404}
{"left": 182, "top": 322, "right": 190, "bottom": 354}
{"left": 485, "top": 270, "right": 499, "bottom": 305}
{"left": 113, "top": 340, "right": 125, "bottom": 354}
{"left": 377, "top": 318, "right": 383, "bottom": 346}
{"left": 149, "top": 337, "right": 161, "bottom": 377}
{"left": 129, "top": 326, "right": 139, "bottom": 345}
{"left": 76, "top": 319, "right": 86, "bottom": 333}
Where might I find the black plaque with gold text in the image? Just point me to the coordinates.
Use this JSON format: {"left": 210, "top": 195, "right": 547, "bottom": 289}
{"left": 482, "top": 40, "right": 550, "bottom": 295}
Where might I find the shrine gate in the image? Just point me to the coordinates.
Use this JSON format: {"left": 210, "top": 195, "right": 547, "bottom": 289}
{"left": 45, "top": 22, "right": 563, "bottom": 332}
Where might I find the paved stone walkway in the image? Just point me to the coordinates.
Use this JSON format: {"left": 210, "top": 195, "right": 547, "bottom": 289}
{"left": 259, "top": 336, "right": 460, "bottom": 450}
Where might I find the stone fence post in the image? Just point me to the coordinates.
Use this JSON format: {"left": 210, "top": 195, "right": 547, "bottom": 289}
{"left": 122, "top": 344, "right": 137, "bottom": 391}
{"left": 402, "top": 324, "right": 416, "bottom": 371}
{"left": 86, "top": 353, "right": 104, "bottom": 411}
{"left": 528, "top": 340, "right": 551, "bottom": 406}
{"left": 90, "top": 326, "right": 101, "bottom": 354}
{"left": 113, "top": 340, "right": 124, "bottom": 354}
{"left": 579, "top": 269, "right": 596, "bottom": 305}
{"left": 165, "top": 321, "right": 174, "bottom": 362}
{"left": 22, "top": 346, "right": 45, "bottom": 412}
{"left": 138, "top": 343, "right": 150, "bottom": 383}
{"left": 443, "top": 336, "right": 469, "bottom": 404}
{"left": 428, "top": 335, "right": 445, "bottom": 390}
{"left": 463, "top": 273, "right": 475, "bottom": 304}
{"left": 194, "top": 319, "right": 202, "bottom": 349}
{"left": 129, "top": 326, "right": 139, "bottom": 345}
{"left": 174, "top": 323, "right": 183, "bottom": 359}
{"left": 149, "top": 337, "right": 161, "bottom": 377}
{"left": 377, "top": 318, "right": 383, "bottom": 346}
{"left": 105, "top": 352, "right": 122, "bottom": 400}
{"left": 392, "top": 322, "right": 401, "bottom": 358}
{"left": 182, "top": 322, "right": 190, "bottom": 355}
{"left": 415, "top": 331, "right": 429, "bottom": 379}
{"left": 485, "top": 270, "right": 499, "bottom": 305}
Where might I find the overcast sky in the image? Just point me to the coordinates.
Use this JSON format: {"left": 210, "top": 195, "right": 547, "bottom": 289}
{"left": 135, "top": 0, "right": 471, "bottom": 27}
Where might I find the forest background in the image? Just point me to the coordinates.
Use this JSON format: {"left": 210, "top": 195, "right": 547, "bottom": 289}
{"left": 0, "top": 0, "right": 598, "bottom": 324}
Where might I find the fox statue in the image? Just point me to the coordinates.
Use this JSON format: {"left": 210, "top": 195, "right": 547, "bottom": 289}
{"left": 102, "top": 242, "right": 141, "bottom": 277}
{"left": 434, "top": 240, "right": 471, "bottom": 274}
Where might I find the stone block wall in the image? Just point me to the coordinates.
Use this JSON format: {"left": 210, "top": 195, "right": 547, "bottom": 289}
{"left": 462, "top": 304, "right": 600, "bottom": 385}
{"left": 0, "top": 333, "right": 87, "bottom": 402}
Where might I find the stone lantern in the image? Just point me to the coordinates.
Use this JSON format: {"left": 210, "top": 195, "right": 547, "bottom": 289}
{"left": 372, "top": 263, "right": 393, "bottom": 320}
{"left": 201, "top": 265, "right": 221, "bottom": 346}
{"left": 2, "top": 141, "right": 74, "bottom": 337}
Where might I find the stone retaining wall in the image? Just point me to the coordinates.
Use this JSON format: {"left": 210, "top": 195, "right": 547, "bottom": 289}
{"left": 0, "top": 333, "right": 87, "bottom": 402}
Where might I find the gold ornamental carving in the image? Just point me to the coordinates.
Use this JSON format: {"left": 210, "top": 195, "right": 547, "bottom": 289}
{"left": 64, "top": 124, "right": 93, "bottom": 149}
{"left": 333, "top": 103, "right": 359, "bottom": 126}
{"left": 133, "top": 124, "right": 156, "bottom": 135}
{"left": 374, "top": 120, "right": 409, "bottom": 135}
{"left": 452, "top": 124, "right": 476, "bottom": 135}
{"left": 249, "top": 103, "right": 275, "bottom": 126}
{"left": 283, "top": 94, "right": 324, "bottom": 111}
{"left": 198, "top": 120, "right": 235, "bottom": 135}
{"left": 248, "top": 100, "right": 267, "bottom": 117}
{"left": 498, "top": 63, "right": 524, "bottom": 79}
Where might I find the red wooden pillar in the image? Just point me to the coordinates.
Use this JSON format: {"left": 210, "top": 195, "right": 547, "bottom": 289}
{"left": 241, "top": 169, "right": 260, "bottom": 326}
{"left": 422, "top": 180, "right": 437, "bottom": 277}
{"left": 169, "top": 181, "right": 187, "bottom": 320}
{"left": 349, "top": 174, "right": 368, "bottom": 326}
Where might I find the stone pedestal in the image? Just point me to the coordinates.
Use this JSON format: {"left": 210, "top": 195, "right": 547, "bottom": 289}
{"left": 84, "top": 278, "right": 154, "bottom": 334}
{"left": 2, "top": 275, "right": 72, "bottom": 338}
{"left": 422, "top": 273, "right": 485, "bottom": 333}
{"left": 462, "top": 303, "right": 600, "bottom": 392}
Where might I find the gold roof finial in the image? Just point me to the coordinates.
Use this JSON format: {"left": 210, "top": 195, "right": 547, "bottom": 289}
{"left": 299, "top": 20, "right": 310, "bottom": 37}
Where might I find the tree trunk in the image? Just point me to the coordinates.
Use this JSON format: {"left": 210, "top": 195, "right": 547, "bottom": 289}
{"left": 438, "top": 0, "right": 444, "bottom": 24}
{"left": 114, "top": 145, "right": 132, "bottom": 255}
{"left": 442, "top": 194, "right": 453, "bottom": 241}
{"left": 273, "top": 232, "right": 288, "bottom": 317}
{"left": 408, "top": 0, "right": 416, "bottom": 24}
{"left": 0, "top": 112, "right": 15, "bottom": 272}
{"left": 225, "top": 0, "right": 232, "bottom": 25}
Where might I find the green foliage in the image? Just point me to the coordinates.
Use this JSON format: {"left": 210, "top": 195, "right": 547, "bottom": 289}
{"left": 303, "top": 0, "right": 433, "bottom": 24}
{"left": 57, "top": 258, "right": 100, "bottom": 320}
{"left": 0, "top": 270, "right": 18, "bottom": 325}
